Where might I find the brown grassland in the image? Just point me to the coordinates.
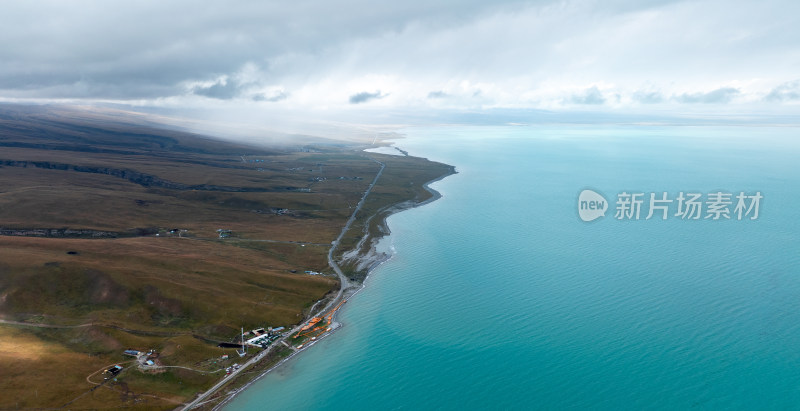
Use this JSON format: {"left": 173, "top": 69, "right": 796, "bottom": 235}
{"left": 0, "top": 104, "right": 453, "bottom": 409}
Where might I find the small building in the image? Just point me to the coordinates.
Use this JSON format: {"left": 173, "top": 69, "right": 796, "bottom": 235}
{"left": 123, "top": 349, "right": 140, "bottom": 357}
{"left": 105, "top": 365, "right": 123, "bottom": 375}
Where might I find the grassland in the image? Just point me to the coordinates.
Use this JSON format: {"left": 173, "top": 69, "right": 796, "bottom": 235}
{"left": 0, "top": 104, "right": 454, "bottom": 409}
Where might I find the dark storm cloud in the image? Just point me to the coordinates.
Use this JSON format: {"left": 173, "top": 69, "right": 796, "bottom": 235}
{"left": 568, "top": 87, "right": 606, "bottom": 105}
{"left": 675, "top": 87, "right": 740, "bottom": 104}
{"left": 349, "top": 91, "right": 385, "bottom": 104}
{"left": 765, "top": 80, "right": 800, "bottom": 102}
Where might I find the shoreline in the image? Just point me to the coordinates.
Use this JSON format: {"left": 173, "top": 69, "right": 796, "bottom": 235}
{"left": 207, "top": 152, "right": 456, "bottom": 410}
{"left": 341, "top": 161, "right": 456, "bottom": 277}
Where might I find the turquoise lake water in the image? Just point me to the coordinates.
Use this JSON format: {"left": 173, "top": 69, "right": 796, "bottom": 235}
{"left": 229, "top": 125, "right": 800, "bottom": 410}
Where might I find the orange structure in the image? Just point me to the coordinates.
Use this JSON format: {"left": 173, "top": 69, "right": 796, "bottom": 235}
{"left": 300, "top": 317, "right": 322, "bottom": 331}
{"left": 326, "top": 299, "right": 347, "bottom": 323}
{"left": 293, "top": 299, "right": 347, "bottom": 340}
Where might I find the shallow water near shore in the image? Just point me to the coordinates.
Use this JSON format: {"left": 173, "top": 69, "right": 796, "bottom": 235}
{"left": 228, "top": 125, "right": 800, "bottom": 410}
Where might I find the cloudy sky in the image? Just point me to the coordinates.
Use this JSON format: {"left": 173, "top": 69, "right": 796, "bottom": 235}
{"left": 1, "top": 0, "right": 799, "bottom": 122}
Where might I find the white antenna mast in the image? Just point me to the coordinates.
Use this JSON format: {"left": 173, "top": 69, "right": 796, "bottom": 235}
{"left": 239, "top": 327, "right": 247, "bottom": 357}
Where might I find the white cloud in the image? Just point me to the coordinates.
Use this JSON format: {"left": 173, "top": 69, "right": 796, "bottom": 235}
{"left": 675, "top": 87, "right": 741, "bottom": 104}
{"left": 0, "top": 0, "right": 798, "bottom": 115}
{"left": 349, "top": 91, "right": 387, "bottom": 104}
{"left": 567, "top": 87, "right": 607, "bottom": 105}
{"left": 766, "top": 80, "right": 800, "bottom": 102}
